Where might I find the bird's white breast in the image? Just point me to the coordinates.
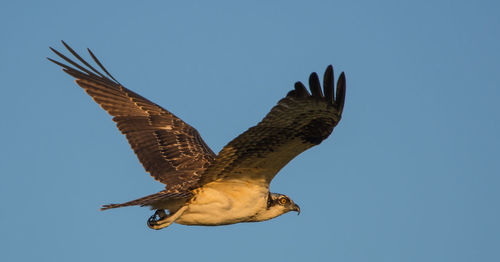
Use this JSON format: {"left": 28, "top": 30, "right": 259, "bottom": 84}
{"left": 175, "top": 179, "right": 269, "bottom": 226}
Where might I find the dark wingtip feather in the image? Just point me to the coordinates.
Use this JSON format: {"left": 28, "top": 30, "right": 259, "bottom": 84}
{"left": 308, "top": 72, "right": 323, "bottom": 98}
{"left": 49, "top": 44, "right": 96, "bottom": 77}
{"left": 60, "top": 40, "right": 109, "bottom": 80}
{"left": 60, "top": 40, "right": 69, "bottom": 48}
{"left": 286, "top": 90, "right": 297, "bottom": 97}
{"left": 294, "top": 81, "right": 310, "bottom": 97}
{"left": 336, "top": 72, "right": 346, "bottom": 114}
{"left": 47, "top": 57, "right": 64, "bottom": 67}
{"left": 323, "top": 65, "right": 334, "bottom": 104}
{"left": 49, "top": 41, "right": 121, "bottom": 86}
{"left": 87, "top": 48, "right": 121, "bottom": 85}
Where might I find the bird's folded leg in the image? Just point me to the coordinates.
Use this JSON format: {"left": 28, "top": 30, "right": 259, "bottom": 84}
{"left": 147, "top": 206, "right": 188, "bottom": 230}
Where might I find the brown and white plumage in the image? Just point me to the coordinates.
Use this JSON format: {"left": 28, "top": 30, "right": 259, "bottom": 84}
{"left": 49, "top": 41, "right": 346, "bottom": 229}
{"left": 201, "top": 67, "right": 345, "bottom": 186}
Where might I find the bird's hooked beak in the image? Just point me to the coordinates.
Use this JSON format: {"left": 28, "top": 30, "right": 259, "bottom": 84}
{"left": 292, "top": 203, "right": 301, "bottom": 215}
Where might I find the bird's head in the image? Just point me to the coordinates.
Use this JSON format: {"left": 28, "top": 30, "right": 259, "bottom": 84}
{"left": 268, "top": 193, "right": 301, "bottom": 214}
{"left": 252, "top": 193, "right": 300, "bottom": 222}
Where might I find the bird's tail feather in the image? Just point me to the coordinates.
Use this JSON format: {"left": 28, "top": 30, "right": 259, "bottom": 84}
{"left": 100, "top": 190, "right": 192, "bottom": 210}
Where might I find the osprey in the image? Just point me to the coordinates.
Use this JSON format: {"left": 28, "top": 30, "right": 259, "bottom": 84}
{"left": 49, "top": 41, "right": 346, "bottom": 230}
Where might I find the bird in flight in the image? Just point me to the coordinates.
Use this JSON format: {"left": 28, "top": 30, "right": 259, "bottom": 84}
{"left": 49, "top": 41, "right": 346, "bottom": 230}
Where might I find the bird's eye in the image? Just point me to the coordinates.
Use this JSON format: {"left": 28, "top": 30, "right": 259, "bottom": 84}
{"left": 279, "top": 197, "right": 287, "bottom": 205}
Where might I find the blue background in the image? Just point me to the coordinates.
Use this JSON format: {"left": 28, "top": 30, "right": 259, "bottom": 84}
{"left": 1, "top": 1, "right": 499, "bottom": 261}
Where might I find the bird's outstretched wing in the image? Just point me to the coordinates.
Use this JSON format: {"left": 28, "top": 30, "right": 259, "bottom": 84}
{"left": 48, "top": 41, "right": 216, "bottom": 191}
{"left": 200, "top": 65, "right": 345, "bottom": 185}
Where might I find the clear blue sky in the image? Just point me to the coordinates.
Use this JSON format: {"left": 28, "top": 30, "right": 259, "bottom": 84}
{"left": 1, "top": 1, "right": 499, "bottom": 261}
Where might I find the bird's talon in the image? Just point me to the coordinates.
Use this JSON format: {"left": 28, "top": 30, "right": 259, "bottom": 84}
{"left": 148, "top": 209, "right": 168, "bottom": 227}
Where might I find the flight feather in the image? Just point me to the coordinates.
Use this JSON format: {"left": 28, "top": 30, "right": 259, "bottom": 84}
{"left": 48, "top": 41, "right": 215, "bottom": 191}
